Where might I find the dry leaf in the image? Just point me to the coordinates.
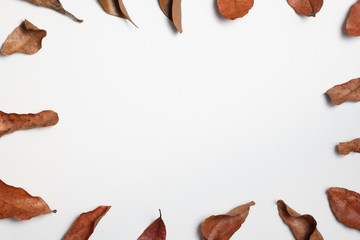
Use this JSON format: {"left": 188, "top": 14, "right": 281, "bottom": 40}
{"left": 62, "top": 206, "right": 111, "bottom": 240}
{"left": 0, "top": 20, "right": 46, "bottom": 56}
{"left": 277, "top": 200, "right": 323, "bottom": 240}
{"left": 347, "top": 0, "right": 360, "bottom": 36}
{"left": 0, "top": 179, "right": 56, "bottom": 220}
{"left": 99, "top": 0, "right": 137, "bottom": 27}
{"left": 328, "top": 187, "right": 360, "bottom": 230}
{"left": 201, "top": 201, "right": 255, "bottom": 240}
{"left": 338, "top": 138, "right": 360, "bottom": 155}
{"left": 0, "top": 110, "right": 59, "bottom": 138}
{"left": 160, "top": 0, "right": 172, "bottom": 19}
{"left": 326, "top": 78, "right": 360, "bottom": 105}
{"left": 217, "top": 0, "right": 254, "bottom": 20}
{"left": 25, "top": 0, "right": 82, "bottom": 22}
{"left": 159, "top": 0, "right": 183, "bottom": 33}
{"left": 138, "top": 210, "right": 166, "bottom": 240}
{"left": 287, "top": 0, "right": 323, "bottom": 17}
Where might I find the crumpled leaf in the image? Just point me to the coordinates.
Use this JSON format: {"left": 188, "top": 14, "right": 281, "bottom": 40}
{"left": 347, "top": 0, "right": 360, "bottom": 36}
{"left": 159, "top": 0, "right": 183, "bottom": 33}
{"left": 25, "top": 0, "right": 82, "bottom": 22}
{"left": 0, "top": 20, "right": 46, "bottom": 56}
{"left": 217, "top": 0, "right": 254, "bottom": 20}
{"left": 328, "top": 187, "right": 360, "bottom": 230}
{"left": 326, "top": 78, "right": 360, "bottom": 105}
{"left": 277, "top": 200, "right": 323, "bottom": 240}
{"left": 99, "top": 0, "right": 137, "bottom": 27}
{"left": 0, "top": 179, "right": 56, "bottom": 220}
{"left": 201, "top": 201, "right": 255, "bottom": 240}
{"left": 62, "top": 206, "right": 111, "bottom": 240}
{"left": 138, "top": 210, "right": 166, "bottom": 240}
{"left": 338, "top": 138, "right": 360, "bottom": 155}
{"left": 287, "top": 0, "right": 323, "bottom": 17}
{"left": 0, "top": 110, "right": 59, "bottom": 138}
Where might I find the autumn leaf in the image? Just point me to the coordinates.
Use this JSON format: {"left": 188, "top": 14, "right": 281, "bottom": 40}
{"left": 0, "top": 20, "right": 46, "bottom": 56}
{"left": 99, "top": 0, "right": 137, "bottom": 27}
{"left": 287, "top": 0, "right": 323, "bottom": 17}
{"left": 138, "top": 210, "right": 166, "bottom": 240}
{"left": 338, "top": 138, "right": 360, "bottom": 155}
{"left": 62, "top": 206, "right": 111, "bottom": 240}
{"left": 217, "top": 0, "right": 254, "bottom": 20}
{"left": 326, "top": 78, "right": 360, "bottom": 105}
{"left": 159, "top": 0, "right": 183, "bottom": 33}
{"left": 277, "top": 200, "right": 323, "bottom": 240}
{"left": 25, "top": 0, "right": 82, "bottom": 22}
{"left": 347, "top": 0, "right": 360, "bottom": 36}
{"left": 0, "top": 110, "right": 59, "bottom": 138}
{"left": 201, "top": 201, "right": 255, "bottom": 240}
{"left": 0, "top": 179, "right": 56, "bottom": 220}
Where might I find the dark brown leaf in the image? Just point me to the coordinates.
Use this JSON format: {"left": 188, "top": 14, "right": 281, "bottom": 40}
{"left": 217, "top": 0, "right": 254, "bottom": 20}
{"left": 326, "top": 78, "right": 360, "bottom": 105}
{"left": 287, "top": 0, "right": 323, "bottom": 17}
{"left": 138, "top": 210, "right": 166, "bottom": 240}
{"left": 347, "top": 0, "right": 360, "bottom": 36}
{"left": 99, "top": 0, "right": 137, "bottom": 27}
{"left": 159, "top": 0, "right": 172, "bottom": 19}
{"left": 159, "top": 0, "right": 182, "bottom": 33}
{"left": 338, "top": 138, "right": 360, "bottom": 155}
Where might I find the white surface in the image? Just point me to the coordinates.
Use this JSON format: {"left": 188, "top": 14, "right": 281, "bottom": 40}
{"left": 0, "top": 0, "right": 360, "bottom": 239}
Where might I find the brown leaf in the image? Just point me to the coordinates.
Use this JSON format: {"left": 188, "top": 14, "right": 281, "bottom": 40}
{"left": 201, "top": 201, "right": 255, "bottom": 240}
{"left": 217, "top": 0, "right": 254, "bottom": 20}
{"left": 25, "top": 0, "right": 82, "bottom": 22}
{"left": 0, "top": 110, "right": 59, "bottom": 138}
{"left": 347, "top": 0, "right": 360, "bottom": 36}
{"left": 99, "top": 0, "right": 137, "bottom": 27}
{"left": 287, "top": 0, "right": 323, "bottom": 17}
{"left": 277, "top": 200, "right": 323, "bottom": 240}
{"left": 338, "top": 138, "right": 360, "bottom": 155}
{"left": 62, "top": 206, "right": 111, "bottom": 240}
{"left": 159, "top": 0, "right": 172, "bottom": 19}
{"left": 326, "top": 78, "right": 360, "bottom": 105}
{"left": 0, "top": 20, "right": 46, "bottom": 56}
{"left": 0, "top": 179, "right": 56, "bottom": 220}
{"left": 159, "top": 0, "right": 183, "bottom": 33}
{"left": 328, "top": 187, "right": 360, "bottom": 230}
{"left": 138, "top": 210, "right": 166, "bottom": 240}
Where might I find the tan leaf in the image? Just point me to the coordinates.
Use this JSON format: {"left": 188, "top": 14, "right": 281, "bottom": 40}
{"left": 326, "top": 78, "right": 360, "bottom": 105}
{"left": 217, "top": 0, "right": 254, "bottom": 20}
{"left": 99, "top": 0, "right": 137, "bottom": 27}
{"left": 158, "top": 0, "right": 183, "bottom": 33}
{"left": 0, "top": 179, "right": 56, "bottom": 220}
{"left": 201, "top": 201, "right": 255, "bottom": 240}
{"left": 62, "top": 206, "right": 111, "bottom": 240}
{"left": 347, "top": 0, "right": 360, "bottom": 36}
{"left": 277, "top": 200, "right": 323, "bottom": 240}
{"left": 138, "top": 210, "right": 166, "bottom": 240}
{"left": 287, "top": 0, "right": 323, "bottom": 17}
{"left": 338, "top": 138, "right": 360, "bottom": 155}
{"left": 0, "top": 110, "right": 59, "bottom": 138}
{"left": 0, "top": 20, "right": 46, "bottom": 56}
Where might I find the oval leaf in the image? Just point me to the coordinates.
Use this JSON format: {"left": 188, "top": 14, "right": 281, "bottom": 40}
{"left": 347, "top": 0, "right": 360, "bottom": 36}
{"left": 99, "top": 0, "right": 137, "bottom": 27}
{"left": 287, "top": 0, "right": 323, "bottom": 17}
{"left": 138, "top": 210, "right": 166, "bottom": 240}
{"left": 172, "top": 0, "right": 183, "bottom": 33}
{"left": 217, "top": 0, "right": 254, "bottom": 20}
{"left": 338, "top": 138, "right": 360, "bottom": 155}
{"left": 326, "top": 78, "right": 360, "bottom": 105}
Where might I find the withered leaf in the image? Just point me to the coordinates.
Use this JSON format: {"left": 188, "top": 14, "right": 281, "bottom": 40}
{"left": 0, "top": 110, "right": 59, "bottom": 138}
{"left": 62, "top": 206, "right": 111, "bottom": 240}
{"left": 138, "top": 210, "right": 166, "bottom": 240}
{"left": 201, "top": 201, "right": 255, "bottom": 240}
{"left": 347, "top": 0, "right": 360, "bottom": 36}
{"left": 0, "top": 179, "right": 56, "bottom": 220}
{"left": 287, "top": 0, "right": 323, "bottom": 17}
{"left": 328, "top": 187, "right": 360, "bottom": 230}
{"left": 277, "top": 200, "right": 323, "bottom": 240}
{"left": 99, "top": 0, "right": 137, "bottom": 27}
{"left": 326, "top": 78, "right": 360, "bottom": 105}
{"left": 25, "top": 0, "right": 82, "bottom": 22}
{"left": 159, "top": 0, "right": 183, "bottom": 33}
{"left": 217, "top": 0, "right": 254, "bottom": 20}
{"left": 338, "top": 138, "right": 360, "bottom": 155}
{"left": 160, "top": 0, "right": 172, "bottom": 19}
{"left": 0, "top": 20, "right": 46, "bottom": 56}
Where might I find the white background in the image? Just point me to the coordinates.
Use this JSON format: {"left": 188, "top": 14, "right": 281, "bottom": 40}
{"left": 0, "top": 0, "right": 360, "bottom": 239}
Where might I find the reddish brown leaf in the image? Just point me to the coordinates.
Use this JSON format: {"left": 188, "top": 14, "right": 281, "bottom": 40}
{"left": 138, "top": 210, "right": 166, "bottom": 240}
{"left": 217, "top": 0, "right": 254, "bottom": 20}
{"left": 25, "top": 0, "right": 82, "bottom": 22}
{"left": 201, "top": 201, "right": 255, "bottom": 240}
{"left": 347, "top": 0, "right": 360, "bottom": 36}
{"left": 62, "top": 206, "right": 111, "bottom": 240}
{"left": 159, "top": 0, "right": 183, "bottom": 33}
{"left": 326, "top": 78, "right": 360, "bottom": 105}
{"left": 99, "top": 0, "right": 137, "bottom": 27}
{"left": 0, "top": 20, "right": 46, "bottom": 56}
{"left": 0, "top": 179, "right": 56, "bottom": 220}
{"left": 338, "top": 138, "right": 360, "bottom": 155}
{"left": 277, "top": 200, "right": 323, "bottom": 240}
{"left": 287, "top": 0, "right": 323, "bottom": 17}
{"left": 328, "top": 187, "right": 360, "bottom": 230}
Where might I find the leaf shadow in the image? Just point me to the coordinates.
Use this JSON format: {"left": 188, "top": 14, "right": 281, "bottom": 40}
{"left": 323, "top": 93, "right": 334, "bottom": 107}
{"left": 197, "top": 221, "right": 204, "bottom": 240}
{"left": 341, "top": 7, "right": 352, "bottom": 38}
{"left": 213, "top": 0, "right": 226, "bottom": 21}
{"left": 334, "top": 144, "right": 342, "bottom": 156}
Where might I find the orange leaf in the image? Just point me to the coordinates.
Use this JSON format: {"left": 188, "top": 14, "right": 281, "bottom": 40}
{"left": 138, "top": 210, "right": 166, "bottom": 240}
{"left": 217, "top": 0, "right": 254, "bottom": 20}
{"left": 326, "top": 78, "right": 360, "bottom": 105}
{"left": 99, "top": 0, "right": 137, "bottom": 27}
{"left": 287, "top": 0, "right": 323, "bottom": 17}
{"left": 338, "top": 138, "right": 360, "bottom": 155}
{"left": 347, "top": 0, "right": 360, "bottom": 36}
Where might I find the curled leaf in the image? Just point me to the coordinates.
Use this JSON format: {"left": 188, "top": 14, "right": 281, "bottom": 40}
{"left": 159, "top": 0, "right": 183, "bottom": 33}
{"left": 328, "top": 187, "right": 360, "bottom": 230}
{"left": 338, "top": 138, "right": 360, "bottom": 155}
{"left": 25, "top": 0, "right": 82, "bottom": 22}
{"left": 347, "top": 0, "right": 360, "bottom": 36}
{"left": 217, "top": 0, "right": 254, "bottom": 20}
{"left": 99, "top": 0, "right": 137, "bottom": 27}
{"left": 287, "top": 0, "right": 323, "bottom": 17}
{"left": 277, "top": 200, "right": 323, "bottom": 240}
{"left": 326, "top": 78, "right": 360, "bottom": 105}
{"left": 0, "top": 179, "right": 56, "bottom": 220}
{"left": 0, "top": 110, "right": 59, "bottom": 138}
{"left": 138, "top": 210, "right": 166, "bottom": 240}
{"left": 62, "top": 206, "right": 111, "bottom": 240}
{"left": 201, "top": 201, "right": 255, "bottom": 240}
{"left": 0, "top": 20, "right": 46, "bottom": 56}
